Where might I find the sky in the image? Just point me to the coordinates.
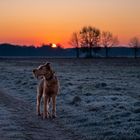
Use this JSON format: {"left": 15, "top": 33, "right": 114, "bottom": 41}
{"left": 0, "top": 0, "right": 140, "bottom": 47}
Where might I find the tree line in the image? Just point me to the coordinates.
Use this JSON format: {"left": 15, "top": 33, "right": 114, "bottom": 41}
{"left": 70, "top": 26, "right": 140, "bottom": 58}
{"left": 0, "top": 43, "right": 74, "bottom": 57}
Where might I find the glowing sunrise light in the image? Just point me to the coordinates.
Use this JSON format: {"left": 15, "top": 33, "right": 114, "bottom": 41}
{"left": 52, "top": 43, "right": 57, "bottom": 48}
{"left": 0, "top": 0, "right": 140, "bottom": 47}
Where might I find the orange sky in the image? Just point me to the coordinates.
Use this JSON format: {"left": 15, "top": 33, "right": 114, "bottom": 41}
{"left": 0, "top": 0, "right": 140, "bottom": 47}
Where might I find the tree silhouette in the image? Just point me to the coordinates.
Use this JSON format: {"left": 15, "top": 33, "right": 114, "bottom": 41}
{"left": 101, "top": 31, "right": 119, "bottom": 58}
{"left": 80, "top": 26, "right": 100, "bottom": 58}
{"left": 129, "top": 37, "right": 140, "bottom": 58}
{"left": 69, "top": 32, "right": 80, "bottom": 58}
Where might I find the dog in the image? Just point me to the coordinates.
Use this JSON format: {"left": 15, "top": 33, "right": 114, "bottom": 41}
{"left": 33, "top": 62, "right": 59, "bottom": 119}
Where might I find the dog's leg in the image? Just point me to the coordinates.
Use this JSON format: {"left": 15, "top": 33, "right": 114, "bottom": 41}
{"left": 43, "top": 94, "right": 49, "bottom": 119}
{"left": 47, "top": 97, "right": 51, "bottom": 117}
{"left": 46, "top": 97, "right": 50, "bottom": 118}
{"left": 37, "top": 94, "right": 42, "bottom": 116}
{"left": 43, "top": 94, "right": 47, "bottom": 119}
{"left": 52, "top": 96, "right": 56, "bottom": 118}
{"left": 37, "top": 83, "right": 43, "bottom": 116}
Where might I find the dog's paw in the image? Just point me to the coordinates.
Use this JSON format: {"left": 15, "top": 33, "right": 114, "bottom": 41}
{"left": 40, "top": 112, "right": 43, "bottom": 117}
{"left": 42, "top": 113, "right": 49, "bottom": 119}
{"left": 37, "top": 112, "right": 41, "bottom": 116}
{"left": 52, "top": 113, "right": 57, "bottom": 118}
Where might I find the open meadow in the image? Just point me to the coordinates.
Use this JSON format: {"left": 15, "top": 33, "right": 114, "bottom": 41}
{"left": 0, "top": 58, "right": 140, "bottom": 140}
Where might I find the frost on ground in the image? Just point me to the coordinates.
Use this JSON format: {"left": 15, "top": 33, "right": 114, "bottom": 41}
{"left": 0, "top": 58, "right": 140, "bottom": 140}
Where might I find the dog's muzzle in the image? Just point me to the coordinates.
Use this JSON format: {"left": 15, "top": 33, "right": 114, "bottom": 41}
{"left": 33, "top": 69, "right": 44, "bottom": 79}
{"left": 32, "top": 69, "right": 38, "bottom": 78}
{"left": 33, "top": 69, "right": 36, "bottom": 73}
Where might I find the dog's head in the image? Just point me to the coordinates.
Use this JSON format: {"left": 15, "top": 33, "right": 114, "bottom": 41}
{"left": 33, "top": 62, "right": 54, "bottom": 79}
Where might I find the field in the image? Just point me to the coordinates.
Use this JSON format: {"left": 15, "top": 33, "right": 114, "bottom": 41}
{"left": 0, "top": 58, "right": 140, "bottom": 140}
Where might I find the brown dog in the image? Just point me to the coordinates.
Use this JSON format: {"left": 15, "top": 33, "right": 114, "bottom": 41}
{"left": 33, "top": 62, "right": 59, "bottom": 119}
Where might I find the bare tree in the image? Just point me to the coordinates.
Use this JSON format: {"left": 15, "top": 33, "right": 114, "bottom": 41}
{"left": 69, "top": 32, "right": 80, "bottom": 58}
{"left": 101, "top": 31, "right": 119, "bottom": 58}
{"left": 80, "top": 26, "right": 100, "bottom": 58}
{"left": 129, "top": 37, "right": 140, "bottom": 59}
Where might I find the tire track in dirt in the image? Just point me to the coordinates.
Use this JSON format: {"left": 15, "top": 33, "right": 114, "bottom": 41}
{"left": 0, "top": 90, "right": 86, "bottom": 140}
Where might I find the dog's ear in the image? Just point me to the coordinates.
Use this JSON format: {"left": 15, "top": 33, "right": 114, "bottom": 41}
{"left": 45, "top": 62, "right": 51, "bottom": 69}
{"left": 45, "top": 62, "right": 50, "bottom": 66}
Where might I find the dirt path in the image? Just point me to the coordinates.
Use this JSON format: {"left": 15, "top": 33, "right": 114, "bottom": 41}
{"left": 0, "top": 90, "right": 85, "bottom": 140}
